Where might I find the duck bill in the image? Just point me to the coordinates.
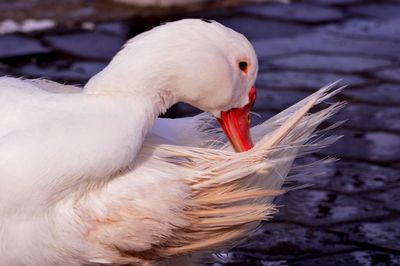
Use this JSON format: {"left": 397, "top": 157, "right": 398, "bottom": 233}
{"left": 217, "top": 86, "right": 256, "bottom": 153}
{"left": 217, "top": 108, "right": 253, "bottom": 152}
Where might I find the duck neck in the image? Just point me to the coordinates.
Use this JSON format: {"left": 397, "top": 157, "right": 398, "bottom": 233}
{"left": 84, "top": 65, "right": 177, "bottom": 116}
{"left": 82, "top": 49, "right": 181, "bottom": 171}
{"left": 83, "top": 39, "right": 181, "bottom": 111}
{"left": 81, "top": 65, "right": 178, "bottom": 177}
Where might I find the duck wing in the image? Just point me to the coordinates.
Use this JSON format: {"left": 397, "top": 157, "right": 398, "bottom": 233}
{"left": 73, "top": 83, "right": 343, "bottom": 265}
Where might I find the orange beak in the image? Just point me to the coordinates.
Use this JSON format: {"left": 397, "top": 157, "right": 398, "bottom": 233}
{"left": 217, "top": 86, "right": 256, "bottom": 152}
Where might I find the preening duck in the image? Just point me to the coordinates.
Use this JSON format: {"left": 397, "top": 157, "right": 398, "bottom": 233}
{"left": 0, "top": 19, "right": 342, "bottom": 265}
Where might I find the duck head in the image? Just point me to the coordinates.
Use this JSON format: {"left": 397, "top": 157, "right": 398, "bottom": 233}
{"left": 85, "top": 19, "right": 258, "bottom": 152}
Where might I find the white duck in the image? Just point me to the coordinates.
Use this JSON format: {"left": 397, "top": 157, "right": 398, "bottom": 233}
{"left": 0, "top": 19, "right": 342, "bottom": 265}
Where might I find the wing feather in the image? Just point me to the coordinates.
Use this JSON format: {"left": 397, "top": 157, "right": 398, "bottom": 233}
{"left": 79, "top": 83, "right": 343, "bottom": 265}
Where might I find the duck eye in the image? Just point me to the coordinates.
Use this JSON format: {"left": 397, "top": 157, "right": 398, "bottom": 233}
{"left": 239, "top": 61, "right": 248, "bottom": 73}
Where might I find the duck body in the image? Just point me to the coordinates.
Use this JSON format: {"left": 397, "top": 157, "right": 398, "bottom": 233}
{"left": 0, "top": 77, "right": 145, "bottom": 205}
{"left": 0, "top": 77, "right": 147, "bottom": 264}
{"left": 1, "top": 77, "right": 202, "bottom": 265}
{"left": 0, "top": 19, "right": 342, "bottom": 266}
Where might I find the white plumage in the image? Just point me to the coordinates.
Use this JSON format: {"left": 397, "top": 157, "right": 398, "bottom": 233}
{"left": 0, "top": 19, "right": 342, "bottom": 265}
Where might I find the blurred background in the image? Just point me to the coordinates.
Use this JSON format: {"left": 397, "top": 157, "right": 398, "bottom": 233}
{"left": 1, "top": 0, "right": 399, "bottom": 265}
